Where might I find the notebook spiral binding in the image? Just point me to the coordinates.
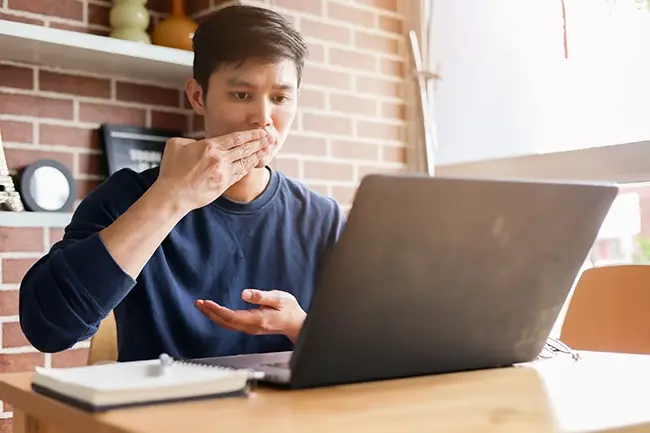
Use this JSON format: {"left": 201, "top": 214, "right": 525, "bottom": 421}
{"left": 169, "top": 357, "right": 266, "bottom": 380}
{"left": 173, "top": 359, "right": 232, "bottom": 369}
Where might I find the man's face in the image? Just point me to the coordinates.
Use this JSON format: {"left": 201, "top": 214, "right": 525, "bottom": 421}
{"left": 187, "top": 59, "right": 299, "bottom": 168}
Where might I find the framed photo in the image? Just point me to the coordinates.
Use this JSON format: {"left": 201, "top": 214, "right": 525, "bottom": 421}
{"left": 100, "top": 124, "right": 184, "bottom": 175}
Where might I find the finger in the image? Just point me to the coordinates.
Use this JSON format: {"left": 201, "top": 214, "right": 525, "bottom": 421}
{"left": 196, "top": 300, "right": 251, "bottom": 332}
{"left": 201, "top": 300, "right": 265, "bottom": 329}
{"left": 229, "top": 154, "right": 259, "bottom": 183}
{"left": 216, "top": 129, "right": 267, "bottom": 151}
{"left": 203, "top": 309, "right": 248, "bottom": 333}
{"left": 242, "top": 289, "right": 284, "bottom": 309}
{"left": 225, "top": 134, "right": 274, "bottom": 163}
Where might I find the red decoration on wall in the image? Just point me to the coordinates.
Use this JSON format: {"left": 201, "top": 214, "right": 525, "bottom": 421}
{"left": 561, "top": 0, "right": 568, "bottom": 58}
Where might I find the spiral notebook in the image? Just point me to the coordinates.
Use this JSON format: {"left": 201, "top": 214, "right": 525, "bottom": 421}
{"left": 31, "top": 355, "right": 260, "bottom": 412}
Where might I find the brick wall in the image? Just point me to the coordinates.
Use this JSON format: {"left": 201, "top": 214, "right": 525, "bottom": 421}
{"left": 0, "top": 0, "right": 408, "bottom": 429}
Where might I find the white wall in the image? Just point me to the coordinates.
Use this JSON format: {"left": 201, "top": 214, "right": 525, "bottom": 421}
{"left": 431, "top": 0, "right": 650, "bottom": 167}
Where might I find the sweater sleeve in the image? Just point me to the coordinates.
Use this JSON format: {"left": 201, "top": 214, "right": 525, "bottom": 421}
{"left": 19, "top": 170, "right": 141, "bottom": 353}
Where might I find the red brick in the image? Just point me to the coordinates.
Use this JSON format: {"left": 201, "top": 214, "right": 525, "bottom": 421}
{"left": 49, "top": 228, "right": 65, "bottom": 247}
{"left": 0, "top": 65, "right": 33, "bottom": 90}
{"left": 281, "top": 135, "right": 327, "bottom": 155}
{"left": 79, "top": 102, "right": 147, "bottom": 127}
{"left": 301, "top": 18, "right": 351, "bottom": 44}
{"left": 306, "top": 41, "right": 325, "bottom": 63}
{"left": 186, "top": 0, "right": 210, "bottom": 16}
{"left": 77, "top": 153, "right": 104, "bottom": 176}
{"left": 4, "top": 148, "right": 74, "bottom": 173}
{"left": 330, "top": 94, "right": 377, "bottom": 116}
{"left": 39, "top": 71, "right": 110, "bottom": 99}
{"left": 382, "top": 145, "right": 406, "bottom": 163}
{"left": 0, "top": 353, "right": 44, "bottom": 373}
{"left": 7, "top": 0, "right": 83, "bottom": 21}
{"left": 332, "top": 186, "right": 357, "bottom": 204}
{"left": 76, "top": 179, "right": 101, "bottom": 200}
{"left": 88, "top": 2, "right": 111, "bottom": 27}
{"left": 303, "top": 113, "right": 352, "bottom": 135}
{"left": 354, "top": 0, "right": 397, "bottom": 10}
{"left": 0, "top": 291, "right": 19, "bottom": 316}
{"left": 52, "top": 348, "right": 88, "bottom": 368}
{"left": 181, "top": 93, "right": 193, "bottom": 109}
{"left": 269, "top": 158, "right": 300, "bottom": 178}
{"left": 306, "top": 183, "right": 328, "bottom": 195}
{"left": 331, "top": 140, "right": 379, "bottom": 160}
{"left": 328, "top": 3, "right": 374, "bottom": 27}
{"left": 379, "top": 58, "right": 404, "bottom": 77}
{"left": 0, "top": 418, "right": 12, "bottom": 433}
{"left": 304, "top": 161, "right": 354, "bottom": 181}
{"left": 0, "top": 93, "right": 73, "bottom": 120}
{"left": 116, "top": 82, "right": 180, "bottom": 107}
{"left": 151, "top": 111, "right": 188, "bottom": 132}
{"left": 39, "top": 125, "right": 99, "bottom": 149}
{"left": 303, "top": 66, "right": 351, "bottom": 90}
{"left": 358, "top": 164, "right": 402, "bottom": 180}
{"left": 270, "top": 0, "right": 323, "bottom": 14}
{"left": 358, "top": 120, "right": 402, "bottom": 141}
{"left": 146, "top": 0, "right": 166, "bottom": 13}
{"left": 1, "top": 258, "right": 37, "bottom": 285}
{"left": 298, "top": 89, "right": 325, "bottom": 109}
{"left": 2, "top": 322, "right": 29, "bottom": 348}
{"left": 355, "top": 31, "right": 399, "bottom": 54}
{"left": 379, "top": 15, "right": 402, "bottom": 33}
{"left": 356, "top": 76, "right": 401, "bottom": 98}
{"left": 0, "top": 228, "right": 43, "bottom": 253}
{"left": 0, "top": 121, "right": 33, "bottom": 144}
{"left": 0, "top": 11, "right": 45, "bottom": 25}
{"left": 381, "top": 101, "right": 405, "bottom": 119}
{"left": 329, "top": 47, "right": 376, "bottom": 72}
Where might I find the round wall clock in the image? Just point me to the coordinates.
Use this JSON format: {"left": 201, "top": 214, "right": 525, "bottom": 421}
{"left": 18, "top": 159, "right": 76, "bottom": 212}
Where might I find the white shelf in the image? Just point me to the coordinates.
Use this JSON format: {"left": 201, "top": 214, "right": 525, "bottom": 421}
{"left": 0, "top": 211, "right": 72, "bottom": 227}
{"left": 0, "top": 20, "right": 193, "bottom": 87}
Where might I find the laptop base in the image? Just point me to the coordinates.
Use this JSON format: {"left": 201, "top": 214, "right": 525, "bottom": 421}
{"left": 194, "top": 351, "right": 293, "bottom": 385}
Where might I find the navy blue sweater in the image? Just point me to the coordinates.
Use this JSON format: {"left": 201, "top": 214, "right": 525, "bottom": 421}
{"left": 19, "top": 167, "right": 345, "bottom": 362}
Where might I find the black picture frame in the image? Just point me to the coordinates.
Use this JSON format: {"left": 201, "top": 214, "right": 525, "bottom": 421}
{"left": 18, "top": 159, "right": 77, "bottom": 213}
{"left": 99, "top": 124, "right": 184, "bottom": 176}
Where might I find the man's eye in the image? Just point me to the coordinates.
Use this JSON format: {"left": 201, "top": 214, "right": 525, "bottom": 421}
{"left": 273, "top": 95, "right": 289, "bottom": 103}
{"left": 232, "top": 92, "right": 250, "bottom": 100}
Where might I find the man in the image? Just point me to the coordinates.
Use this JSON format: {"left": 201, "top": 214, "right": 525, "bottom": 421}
{"left": 18, "top": 5, "right": 345, "bottom": 362}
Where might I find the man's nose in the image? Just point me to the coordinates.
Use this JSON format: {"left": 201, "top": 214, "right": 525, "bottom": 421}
{"left": 249, "top": 98, "right": 273, "bottom": 128}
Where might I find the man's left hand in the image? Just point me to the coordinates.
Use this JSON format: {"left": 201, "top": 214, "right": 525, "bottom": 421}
{"left": 195, "top": 289, "right": 306, "bottom": 343}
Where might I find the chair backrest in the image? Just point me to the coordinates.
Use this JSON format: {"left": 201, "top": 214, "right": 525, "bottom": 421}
{"left": 87, "top": 311, "right": 118, "bottom": 365}
{"left": 560, "top": 264, "right": 650, "bottom": 354}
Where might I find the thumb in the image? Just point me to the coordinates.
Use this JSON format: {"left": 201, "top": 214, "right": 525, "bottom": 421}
{"left": 242, "top": 289, "right": 284, "bottom": 308}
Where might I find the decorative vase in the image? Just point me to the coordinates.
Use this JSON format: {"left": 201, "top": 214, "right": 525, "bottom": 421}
{"left": 151, "top": 0, "right": 197, "bottom": 51}
{"left": 109, "top": 0, "right": 151, "bottom": 44}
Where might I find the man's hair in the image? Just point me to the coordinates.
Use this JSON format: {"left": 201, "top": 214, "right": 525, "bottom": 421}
{"left": 192, "top": 5, "right": 308, "bottom": 94}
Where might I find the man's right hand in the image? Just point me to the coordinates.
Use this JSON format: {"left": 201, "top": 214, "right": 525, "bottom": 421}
{"left": 154, "top": 129, "right": 274, "bottom": 212}
{"left": 98, "top": 129, "right": 273, "bottom": 280}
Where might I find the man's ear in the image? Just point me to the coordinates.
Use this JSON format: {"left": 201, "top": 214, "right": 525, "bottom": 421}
{"left": 185, "top": 78, "right": 206, "bottom": 115}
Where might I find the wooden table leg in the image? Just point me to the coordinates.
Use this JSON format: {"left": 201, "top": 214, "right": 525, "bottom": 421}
{"left": 12, "top": 410, "right": 64, "bottom": 433}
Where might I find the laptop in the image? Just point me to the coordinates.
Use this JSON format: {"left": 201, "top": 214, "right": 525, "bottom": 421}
{"left": 193, "top": 174, "right": 618, "bottom": 389}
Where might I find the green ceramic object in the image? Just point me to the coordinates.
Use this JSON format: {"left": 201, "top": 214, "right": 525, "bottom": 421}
{"left": 110, "top": 0, "right": 151, "bottom": 44}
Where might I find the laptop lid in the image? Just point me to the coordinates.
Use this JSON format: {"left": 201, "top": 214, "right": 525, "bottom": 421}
{"left": 289, "top": 174, "right": 618, "bottom": 388}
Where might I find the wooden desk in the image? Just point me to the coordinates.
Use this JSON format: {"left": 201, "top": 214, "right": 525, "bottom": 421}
{"left": 1, "top": 351, "right": 649, "bottom": 433}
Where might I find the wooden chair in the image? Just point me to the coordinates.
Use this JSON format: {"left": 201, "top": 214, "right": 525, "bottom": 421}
{"left": 560, "top": 264, "right": 650, "bottom": 354}
{"left": 86, "top": 311, "right": 118, "bottom": 365}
